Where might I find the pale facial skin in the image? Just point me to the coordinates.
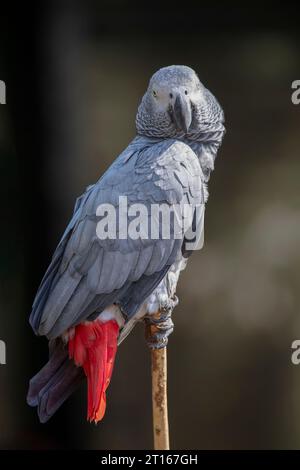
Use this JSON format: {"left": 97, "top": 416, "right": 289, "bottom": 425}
{"left": 148, "top": 71, "right": 204, "bottom": 133}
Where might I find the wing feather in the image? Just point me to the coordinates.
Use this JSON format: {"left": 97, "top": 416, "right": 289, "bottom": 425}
{"left": 30, "top": 138, "right": 205, "bottom": 338}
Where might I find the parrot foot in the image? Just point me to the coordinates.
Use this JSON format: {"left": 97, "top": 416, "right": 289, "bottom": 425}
{"left": 160, "top": 294, "right": 179, "bottom": 313}
{"left": 144, "top": 297, "right": 177, "bottom": 350}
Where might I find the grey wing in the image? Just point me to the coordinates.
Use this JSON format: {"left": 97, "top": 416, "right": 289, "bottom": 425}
{"left": 30, "top": 139, "right": 204, "bottom": 339}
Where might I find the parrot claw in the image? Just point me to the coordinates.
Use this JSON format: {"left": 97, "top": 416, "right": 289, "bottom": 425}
{"left": 151, "top": 326, "right": 174, "bottom": 348}
{"left": 144, "top": 308, "right": 175, "bottom": 350}
{"left": 160, "top": 294, "right": 179, "bottom": 314}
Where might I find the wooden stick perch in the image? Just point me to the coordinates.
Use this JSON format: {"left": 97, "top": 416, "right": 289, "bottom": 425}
{"left": 145, "top": 311, "right": 172, "bottom": 450}
{"left": 150, "top": 343, "right": 170, "bottom": 450}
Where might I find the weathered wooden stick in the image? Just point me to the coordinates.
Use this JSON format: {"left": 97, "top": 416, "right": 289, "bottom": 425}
{"left": 150, "top": 344, "right": 170, "bottom": 450}
{"left": 146, "top": 311, "right": 170, "bottom": 450}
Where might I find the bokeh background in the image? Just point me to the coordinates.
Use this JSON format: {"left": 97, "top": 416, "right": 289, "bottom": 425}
{"left": 0, "top": 1, "right": 300, "bottom": 449}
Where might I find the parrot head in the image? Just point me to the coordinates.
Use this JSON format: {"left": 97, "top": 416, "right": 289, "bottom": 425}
{"left": 136, "top": 65, "right": 218, "bottom": 138}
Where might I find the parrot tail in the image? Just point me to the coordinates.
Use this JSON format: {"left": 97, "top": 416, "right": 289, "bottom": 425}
{"left": 27, "top": 338, "right": 85, "bottom": 423}
{"left": 68, "top": 319, "right": 119, "bottom": 423}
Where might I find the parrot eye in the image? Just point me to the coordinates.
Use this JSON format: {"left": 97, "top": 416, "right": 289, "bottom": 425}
{"left": 184, "top": 90, "right": 188, "bottom": 95}
{"left": 169, "top": 93, "right": 173, "bottom": 99}
{"left": 152, "top": 90, "right": 158, "bottom": 98}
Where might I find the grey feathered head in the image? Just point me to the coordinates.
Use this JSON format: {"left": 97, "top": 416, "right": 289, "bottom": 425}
{"left": 136, "top": 65, "right": 224, "bottom": 139}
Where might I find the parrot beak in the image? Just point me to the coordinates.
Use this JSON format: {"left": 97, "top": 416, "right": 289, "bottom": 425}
{"left": 172, "top": 93, "right": 192, "bottom": 134}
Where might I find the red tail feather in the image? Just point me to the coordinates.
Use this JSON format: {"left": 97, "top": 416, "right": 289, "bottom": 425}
{"left": 68, "top": 319, "right": 119, "bottom": 423}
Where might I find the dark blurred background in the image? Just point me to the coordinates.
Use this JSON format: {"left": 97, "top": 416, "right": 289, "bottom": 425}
{"left": 0, "top": 0, "right": 300, "bottom": 449}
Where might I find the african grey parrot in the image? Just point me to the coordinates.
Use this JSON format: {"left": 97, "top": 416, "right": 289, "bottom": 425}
{"left": 27, "top": 65, "right": 225, "bottom": 423}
